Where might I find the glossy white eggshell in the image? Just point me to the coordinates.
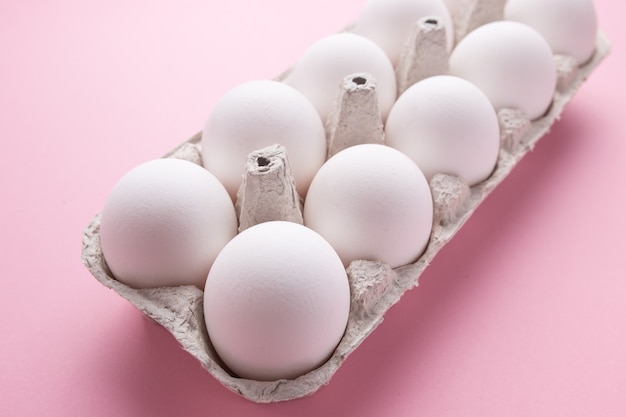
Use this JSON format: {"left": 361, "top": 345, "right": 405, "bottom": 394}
{"left": 203, "top": 221, "right": 350, "bottom": 381}
{"left": 99, "top": 158, "right": 237, "bottom": 289}
{"left": 449, "top": 21, "right": 557, "bottom": 120}
{"left": 286, "top": 33, "right": 397, "bottom": 122}
{"left": 505, "top": 0, "right": 598, "bottom": 65}
{"left": 353, "top": 0, "right": 454, "bottom": 66}
{"left": 201, "top": 80, "right": 326, "bottom": 200}
{"left": 304, "top": 144, "right": 433, "bottom": 268}
{"left": 385, "top": 75, "right": 500, "bottom": 186}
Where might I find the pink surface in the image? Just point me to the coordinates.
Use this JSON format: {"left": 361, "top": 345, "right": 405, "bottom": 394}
{"left": 1, "top": 0, "right": 625, "bottom": 415}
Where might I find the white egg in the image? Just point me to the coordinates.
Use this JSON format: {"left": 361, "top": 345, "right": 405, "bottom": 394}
{"left": 203, "top": 221, "right": 350, "bottom": 381}
{"left": 99, "top": 158, "right": 238, "bottom": 289}
{"left": 505, "top": 0, "right": 598, "bottom": 65}
{"left": 304, "top": 144, "right": 433, "bottom": 268}
{"left": 449, "top": 21, "right": 557, "bottom": 120}
{"left": 353, "top": 0, "right": 455, "bottom": 66}
{"left": 202, "top": 80, "right": 326, "bottom": 201}
{"left": 385, "top": 75, "right": 500, "bottom": 186}
{"left": 286, "top": 33, "right": 397, "bottom": 122}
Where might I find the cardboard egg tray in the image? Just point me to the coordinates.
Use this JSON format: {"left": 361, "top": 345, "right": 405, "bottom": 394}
{"left": 81, "top": 2, "right": 610, "bottom": 404}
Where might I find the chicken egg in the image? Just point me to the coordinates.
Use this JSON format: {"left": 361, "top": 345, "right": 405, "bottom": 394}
{"left": 99, "top": 158, "right": 238, "bottom": 289}
{"left": 353, "top": 0, "right": 455, "bottom": 66}
{"left": 449, "top": 21, "right": 557, "bottom": 120}
{"left": 202, "top": 80, "right": 326, "bottom": 201}
{"left": 385, "top": 75, "right": 500, "bottom": 186}
{"left": 203, "top": 221, "right": 350, "bottom": 381}
{"left": 286, "top": 33, "right": 397, "bottom": 122}
{"left": 505, "top": 0, "right": 598, "bottom": 65}
{"left": 304, "top": 144, "right": 433, "bottom": 268}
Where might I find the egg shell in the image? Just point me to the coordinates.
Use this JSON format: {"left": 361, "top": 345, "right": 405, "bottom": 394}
{"left": 99, "top": 158, "right": 237, "bottom": 289}
{"left": 81, "top": 10, "right": 610, "bottom": 404}
{"left": 204, "top": 221, "right": 350, "bottom": 381}
{"left": 449, "top": 20, "right": 557, "bottom": 121}
{"left": 505, "top": 0, "right": 598, "bottom": 65}
{"left": 285, "top": 33, "right": 397, "bottom": 122}
{"left": 353, "top": 0, "right": 454, "bottom": 66}
{"left": 304, "top": 144, "right": 434, "bottom": 268}
{"left": 385, "top": 75, "right": 500, "bottom": 186}
{"left": 202, "top": 80, "right": 326, "bottom": 201}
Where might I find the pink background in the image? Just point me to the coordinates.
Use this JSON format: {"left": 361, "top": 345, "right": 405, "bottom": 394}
{"left": 1, "top": 0, "right": 625, "bottom": 415}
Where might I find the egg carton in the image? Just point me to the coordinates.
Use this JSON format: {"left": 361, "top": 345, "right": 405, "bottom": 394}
{"left": 81, "top": 2, "right": 610, "bottom": 403}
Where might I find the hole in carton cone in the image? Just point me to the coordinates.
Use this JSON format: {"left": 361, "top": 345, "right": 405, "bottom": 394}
{"left": 424, "top": 18, "right": 439, "bottom": 26}
{"left": 257, "top": 156, "right": 271, "bottom": 168}
{"left": 352, "top": 76, "right": 367, "bottom": 86}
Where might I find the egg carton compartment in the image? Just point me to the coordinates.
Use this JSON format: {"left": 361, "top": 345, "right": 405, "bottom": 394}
{"left": 81, "top": 3, "right": 610, "bottom": 403}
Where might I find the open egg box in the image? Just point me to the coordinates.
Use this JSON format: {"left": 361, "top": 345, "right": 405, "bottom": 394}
{"left": 81, "top": 0, "right": 610, "bottom": 404}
